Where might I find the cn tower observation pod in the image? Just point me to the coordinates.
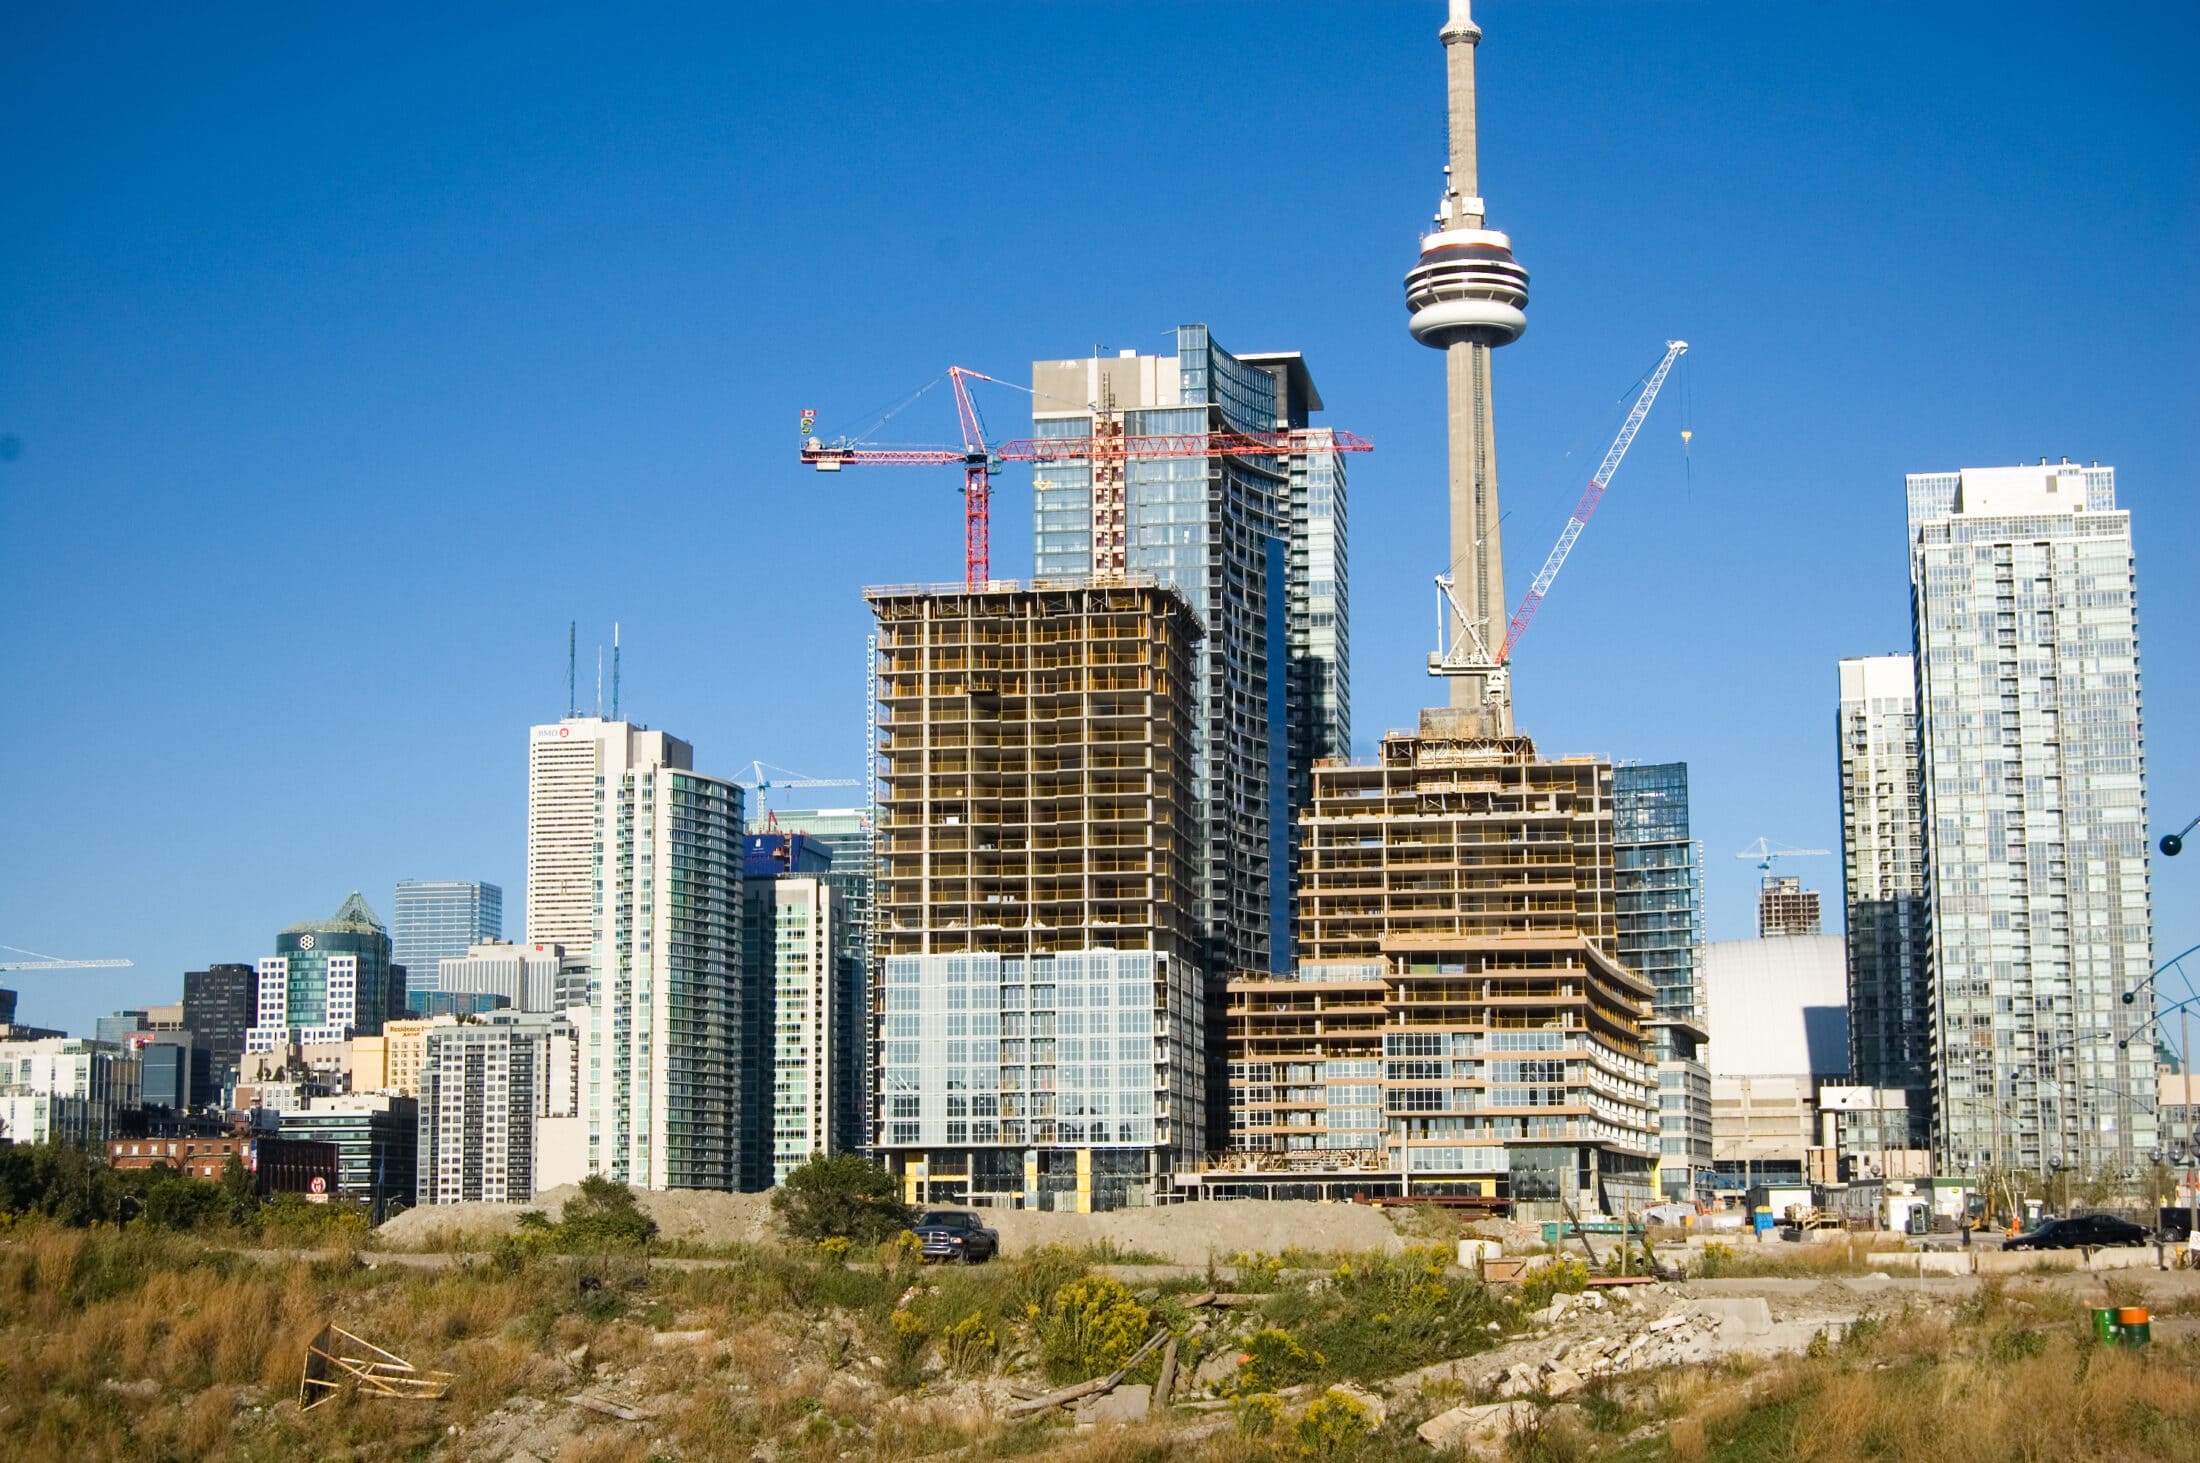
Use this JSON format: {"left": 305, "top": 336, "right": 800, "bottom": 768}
{"left": 1405, "top": 227, "right": 1529, "bottom": 349}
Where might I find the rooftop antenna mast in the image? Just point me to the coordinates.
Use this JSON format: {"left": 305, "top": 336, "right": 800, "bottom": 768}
{"left": 612, "top": 622, "right": 621, "bottom": 721}
{"left": 595, "top": 646, "right": 603, "bottom": 718}
{"left": 566, "top": 622, "right": 577, "bottom": 718}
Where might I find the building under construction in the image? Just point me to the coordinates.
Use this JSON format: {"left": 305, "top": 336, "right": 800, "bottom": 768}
{"left": 867, "top": 577, "right": 1206, "bottom": 1210}
{"left": 1208, "top": 710, "right": 1658, "bottom": 1214}
{"left": 1202, "top": 2, "right": 1661, "bottom": 1219}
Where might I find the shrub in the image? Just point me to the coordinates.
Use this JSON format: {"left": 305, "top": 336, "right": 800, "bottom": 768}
{"left": 555, "top": 1175, "right": 658, "bottom": 1252}
{"left": 939, "top": 1313, "right": 998, "bottom": 1375}
{"left": 1038, "top": 1276, "right": 1150, "bottom": 1381}
{"left": 1229, "top": 1326, "right": 1324, "bottom": 1395}
{"left": 141, "top": 1175, "right": 226, "bottom": 1232}
{"left": 773, "top": 1154, "right": 913, "bottom": 1244}
{"left": 1258, "top": 1249, "right": 1510, "bottom": 1383}
{"left": 1519, "top": 1256, "right": 1592, "bottom": 1309}
{"left": 1234, "top": 1392, "right": 1284, "bottom": 1440}
{"left": 1294, "top": 1389, "right": 1377, "bottom": 1459}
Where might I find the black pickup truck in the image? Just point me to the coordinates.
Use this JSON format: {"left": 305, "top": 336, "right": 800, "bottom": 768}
{"left": 910, "top": 1208, "right": 1000, "bottom": 1263}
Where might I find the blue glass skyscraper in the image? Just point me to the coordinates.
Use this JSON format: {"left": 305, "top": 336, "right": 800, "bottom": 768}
{"left": 393, "top": 879, "right": 503, "bottom": 1001}
{"left": 1614, "top": 762, "right": 1711, "bottom": 1197}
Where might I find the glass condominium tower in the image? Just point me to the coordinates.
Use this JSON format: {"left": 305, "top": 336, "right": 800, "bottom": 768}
{"left": 1031, "top": 326, "right": 1350, "bottom": 984}
{"left": 1907, "top": 462, "right": 2155, "bottom": 1176}
{"left": 393, "top": 880, "right": 503, "bottom": 1000}
{"left": 527, "top": 718, "right": 745, "bottom": 1190}
{"left": 1614, "top": 762, "right": 1711, "bottom": 1197}
{"left": 1836, "top": 655, "right": 1934, "bottom": 1114}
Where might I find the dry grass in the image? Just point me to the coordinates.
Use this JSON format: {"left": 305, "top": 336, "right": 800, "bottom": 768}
{"left": 1693, "top": 1234, "right": 1904, "bottom": 1278}
{"left": 8, "top": 1217, "right": 2195, "bottom": 1463}
{"left": 1626, "top": 1296, "right": 2200, "bottom": 1463}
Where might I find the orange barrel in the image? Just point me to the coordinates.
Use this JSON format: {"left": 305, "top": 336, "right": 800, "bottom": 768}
{"left": 2118, "top": 1306, "right": 2151, "bottom": 1346}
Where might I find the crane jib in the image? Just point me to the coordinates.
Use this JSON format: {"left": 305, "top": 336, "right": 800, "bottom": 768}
{"left": 1496, "top": 340, "right": 1687, "bottom": 661}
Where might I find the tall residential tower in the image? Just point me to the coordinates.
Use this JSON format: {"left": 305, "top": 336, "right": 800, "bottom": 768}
{"left": 868, "top": 579, "right": 1207, "bottom": 1210}
{"left": 526, "top": 717, "right": 745, "bottom": 1190}
{"left": 1907, "top": 462, "right": 2155, "bottom": 1174}
{"left": 1836, "top": 656, "right": 1933, "bottom": 1135}
{"left": 1032, "top": 329, "right": 1349, "bottom": 980}
{"left": 1614, "top": 763, "right": 1712, "bottom": 1197}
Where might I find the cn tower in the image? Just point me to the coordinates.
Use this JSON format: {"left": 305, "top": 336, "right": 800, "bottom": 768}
{"left": 1408, "top": 0, "right": 1529, "bottom": 735}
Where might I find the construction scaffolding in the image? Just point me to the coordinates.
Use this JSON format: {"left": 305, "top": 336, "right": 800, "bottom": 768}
{"left": 867, "top": 577, "right": 1202, "bottom": 961}
{"left": 1220, "top": 708, "right": 1659, "bottom": 1216}
{"left": 865, "top": 577, "right": 1210, "bottom": 1205}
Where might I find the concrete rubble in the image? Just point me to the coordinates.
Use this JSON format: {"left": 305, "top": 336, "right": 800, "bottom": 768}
{"left": 1396, "top": 1282, "right": 1866, "bottom": 1439}
{"left": 1417, "top": 1400, "right": 1538, "bottom": 1456}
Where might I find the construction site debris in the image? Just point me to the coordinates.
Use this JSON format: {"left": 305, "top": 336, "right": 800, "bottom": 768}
{"left": 1418, "top": 1400, "right": 1537, "bottom": 1454}
{"left": 1005, "top": 1329, "right": 1168, "bottom": 1417}
{"left": 299, "top": 1323, "right": 454, "bottom": 1411}
{"left": 567, "top": 1394, "right": 656, "bottom": 1422}
{"left": 1075, "top": 1384, "right": 1152, "bottom": 1425}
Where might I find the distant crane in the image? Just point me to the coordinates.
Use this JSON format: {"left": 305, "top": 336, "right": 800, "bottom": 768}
{"left": 1734, "top": 839, "right": 1830, "bottom": 875}
{"left": 0, "top": 944, "right": 134, "bottom": 972}
{"left": 732, "top": 762, "right": 860, "bottom": 823}
{"left": 1432, "top": 340, "right": 1687, "bottom": 687}
{"left": 800, "top": 366, "right": 1373, "bottom": 588}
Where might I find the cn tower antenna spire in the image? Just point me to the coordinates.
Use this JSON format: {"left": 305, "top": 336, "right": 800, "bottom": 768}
{"left": 1442, "top": 0, "right": 1484, "bottom": 225}
{"left": 1411, "top": 0, "right": 1529, "bottom": 734}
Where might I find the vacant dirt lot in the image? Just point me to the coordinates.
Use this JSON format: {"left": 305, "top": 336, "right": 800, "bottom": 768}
{"left": 379, "top": 1184, "right": 779, "bottom": 1248}
{"left": 379, "top": 1186, "right": 1406, "bottom": 1261}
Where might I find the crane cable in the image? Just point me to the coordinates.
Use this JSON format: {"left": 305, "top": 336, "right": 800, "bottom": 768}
{"left": 1680, "top": 351, "right": 1695, "bottom": 491}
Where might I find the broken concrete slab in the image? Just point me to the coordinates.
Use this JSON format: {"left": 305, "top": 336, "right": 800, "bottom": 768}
{"left": 1417, "top": 1400, "right": 1536, "bottom": 1453}
{"left": 1540, "top": 1365, "right": 1584, "bottom": 1399}
{"left": 1076, "top": 1384, "right": 1151, "bottom": 1426}
{"left": 1682, "top": 1297, "right": 1773, "bottom": 1335}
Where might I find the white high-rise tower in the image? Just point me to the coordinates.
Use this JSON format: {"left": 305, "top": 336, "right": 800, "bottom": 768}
{"left": 1410, "top": 0, "right": 1530, "bottom": 734}
{"left": 526, "top": 717, "right": 745, "bottom": 1190}
{"left": 1908, "top": 462, "right": 2156, "bottom": 1176}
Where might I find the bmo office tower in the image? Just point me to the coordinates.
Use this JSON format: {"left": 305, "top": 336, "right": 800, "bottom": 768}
{"left": 1907, "top": 462, "right": 2155, "bottom": 1175}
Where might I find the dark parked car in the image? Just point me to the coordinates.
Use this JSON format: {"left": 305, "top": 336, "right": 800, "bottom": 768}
{"left": 910, "top": 1208, "right": 1000, "bottom": 1263}
{"left": 2002, "top": 1214, "right": 2151, "bottom": 1251}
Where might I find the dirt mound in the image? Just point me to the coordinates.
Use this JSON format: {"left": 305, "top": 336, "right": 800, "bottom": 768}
{"left": 379, "top": 1184, "right": 779, "bottom": 1249}
{"left": 988, "top": 1199, "right": 1403, "bottom": 1266}
{"left": 381, "top": 1185, "right": 1398, "bottom": 1263}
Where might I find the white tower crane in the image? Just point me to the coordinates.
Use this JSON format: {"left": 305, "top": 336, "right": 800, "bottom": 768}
{"left": 732, "top": 762, "right": 861, "bottom": 823}
{"left": 0, "top": 944, "right": 134, "bottom": 972}
{"left": 1431, "top": 340, "right": 1688, "bottom": 704}
{"left": 1734, "top": 838, "right": 1831, "bottom": 874}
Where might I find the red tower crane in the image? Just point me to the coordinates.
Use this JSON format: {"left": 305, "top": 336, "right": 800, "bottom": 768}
{"left": 799, "top": 367, "right": 1373, "bottom": 587}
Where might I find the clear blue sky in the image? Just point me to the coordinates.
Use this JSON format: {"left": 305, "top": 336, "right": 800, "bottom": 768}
{"left": 3, "top": 3, "right": 2194, "bottom": 1041}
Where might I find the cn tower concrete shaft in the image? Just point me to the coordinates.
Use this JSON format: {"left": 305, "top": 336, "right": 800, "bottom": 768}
{"left": 1406, "top": 0, "right": 1528, "bottom": 735}
{"left": 1447, "top": 341, "right": 1505, "bottom": 719}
